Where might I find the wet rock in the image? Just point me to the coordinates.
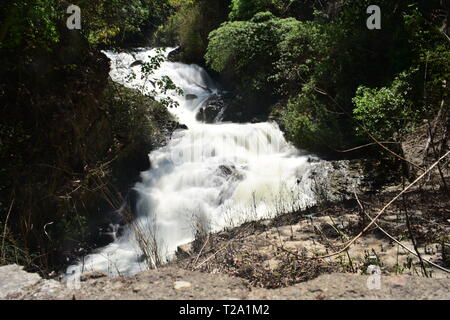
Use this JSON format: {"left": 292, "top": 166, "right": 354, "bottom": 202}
{"left": 130, "top": 60, "right": 144, "bottom": 68}
{"left": 167, "top": 47, "right": 183, "bottom": 62}
{"left": 95, "top": 223, "right": 120, "bottom": 247}
{"left": 176, "top": 123, "right": 188, "bottom": 130}
{"left": 218, "top": 165, "right": 234, "bottom": 176}
{"left": 220, "top": 93, "right": 271, "bottom": 123}
{"left": 216, "top": 165, "right": 243, "bottom": 181}
{"left": 185, "top": 94, "right": 198, "bottom": 100}
{"left": 167, "top": 120, "right": 188, "bottom": 131}
{"left": 196, "top": 94, "right": 225, "bottom": 123}
{"left": 306, "top": 159, "right": 371, "bottom": 202}
{"left": 307, "top": 156, "right": 320, "bottom": 163}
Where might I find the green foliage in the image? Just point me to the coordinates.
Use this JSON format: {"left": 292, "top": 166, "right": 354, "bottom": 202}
{"left": 283, "top": 80, "right": 346, "bottom": 151}
{"left": 76, "top": 0, "right": 172, "bottom": 47}
{"left": 353, "top": 70, "right": 421, "bottom": 141}
{"left": 206, "top": 0, "right": 449, "bottom": 153}
{"left": 0, "top": 0, "right": 60, "bottom": 50}
{"left": 0, "top": 219, "right": 40, "bottom": 269}
{"left": 274, "top": 20, "right": 328, "bottom": 96}
{"left": 228, "top": 0, "right": 297, "bottom": 20}
{"left": 206, "top": 12, "right": 300, "bottom": 94}
{"left": 154, "top": 0, "right": 230, "bottom": 63}
{"left": 0, "top": 0, "right": 172, "bottom": 49}
{"left": 229, "top": 0, "right": 273, "bottom": 20}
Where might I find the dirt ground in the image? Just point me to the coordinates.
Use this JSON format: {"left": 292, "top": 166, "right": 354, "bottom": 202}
{"left": 175, "top": 185, "right": 449, "bottom": 289}
{"left": 1, "top": 171, "right": 449, "bottom": 300}
{"left": 1, "top": 264, "right": 449, "bottom": 300}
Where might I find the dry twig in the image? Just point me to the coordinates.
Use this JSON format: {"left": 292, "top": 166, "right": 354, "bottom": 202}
{"left": 353, "top": 192, "right": 450, "bottom": 273}
{"left": 314, "top": 151, "right": 450, "bottom": 260}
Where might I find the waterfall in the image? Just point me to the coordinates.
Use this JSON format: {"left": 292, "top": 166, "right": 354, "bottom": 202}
{"left": 65, "top": 48, "right": 321, "bottom": 277}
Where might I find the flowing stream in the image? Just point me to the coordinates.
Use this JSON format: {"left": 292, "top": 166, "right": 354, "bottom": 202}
{"left": 66, "top": 48, "right": 324, "bottom": 277}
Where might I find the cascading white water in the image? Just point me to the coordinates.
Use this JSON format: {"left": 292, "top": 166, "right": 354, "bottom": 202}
{"left": 66, "top": 48, "right": 321, "bottom": 277}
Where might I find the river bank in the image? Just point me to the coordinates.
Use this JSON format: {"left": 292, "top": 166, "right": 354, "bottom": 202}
{"left": 2, "top": 264, "right": 450, "bottom": 300}
{"left": 1, "top": 161, "right": 449, "bottom": 299}
{"left": 2, "top": 178, "right": 449, "bottom": 300}
{"left": 175, "top": 182, "right": 449, "bottom": 288}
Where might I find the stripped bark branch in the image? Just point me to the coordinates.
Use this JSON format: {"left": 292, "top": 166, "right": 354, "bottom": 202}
{"left": 314, "top": 150, "right": 450, "bottom": 260}
{"left": 353, "top": 191, "right": 450, "bottom": 274}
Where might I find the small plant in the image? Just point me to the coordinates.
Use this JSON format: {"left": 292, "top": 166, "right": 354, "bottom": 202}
{"left": 190, "top": 211, "right": 211, "bottom": 254}
{"left": 131, "top": 215, "right": 167, "bottom": 270}
{"left": 360, "top": 249, "right": 383, "bottom": 274}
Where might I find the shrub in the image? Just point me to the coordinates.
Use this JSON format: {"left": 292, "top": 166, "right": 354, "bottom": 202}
{"left": 228, "top": 0, "right": 301, "bottom": 21}
{"left": 206, "top": 12, "right": 301, "bottom": 96}
{"left": 229, "top": 0, "right": 274, "bottom": 20}
{"left": 283, "top": 80, "right": 346, "bottom": 152}
{"left": 353, "top": 70, "right": 421, "bottom": 141}
{"left": 155, "top": 0, "right": 230, "bottom": 64}
{"left": 274, "top": 20, "right": 328, "bottom": 96}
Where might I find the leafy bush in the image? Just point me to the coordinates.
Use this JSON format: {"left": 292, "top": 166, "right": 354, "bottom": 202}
{"left": 274, "top": 20, "right": 328, "bottom": 96}
{"left": 0, "top": 0, "right": 60, "bottom": 50}
{"left": 229, "top": 0, "right": 274, "bottom": 20}
{"left": 75, "top": 0, "right": 172, "bottom": 47}
{"left": 0, "top": 0, "right": 173, "bottom": 49}
{"left": 154, "top": 0, "right": 230, "bottom": 63}
{"left": 353, "top": 70, "right": 421, "bottom": 141}
{"left": 228, "top": 0, "right": 301, "bottom": 20}
{"left": 206, "top": 0, "right": 449, "bottom": 154}
{"left": 206, "top": 13, "right": 300, "bottom": 95}
{"left": 283, "top": 79, "right": 346, "bottom": 152}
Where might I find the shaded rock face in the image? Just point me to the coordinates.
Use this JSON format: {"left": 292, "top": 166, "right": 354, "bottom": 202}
{"left": 167, "top": 47, "right": 183, "bottom": 63}
{"left": 196, "top": 94, "right": 225, "bottom": 123}
{"left": 217, "top": 165, "right": 234, "bottom": 176}
{"left": 220, "top": 93, "right": 270, "bottom": 124}
{"left": 300, "top": 157, "right": 407, "bottom": 205}
{"left": 305, "top": 159, "right": 378, "bottom": 202}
